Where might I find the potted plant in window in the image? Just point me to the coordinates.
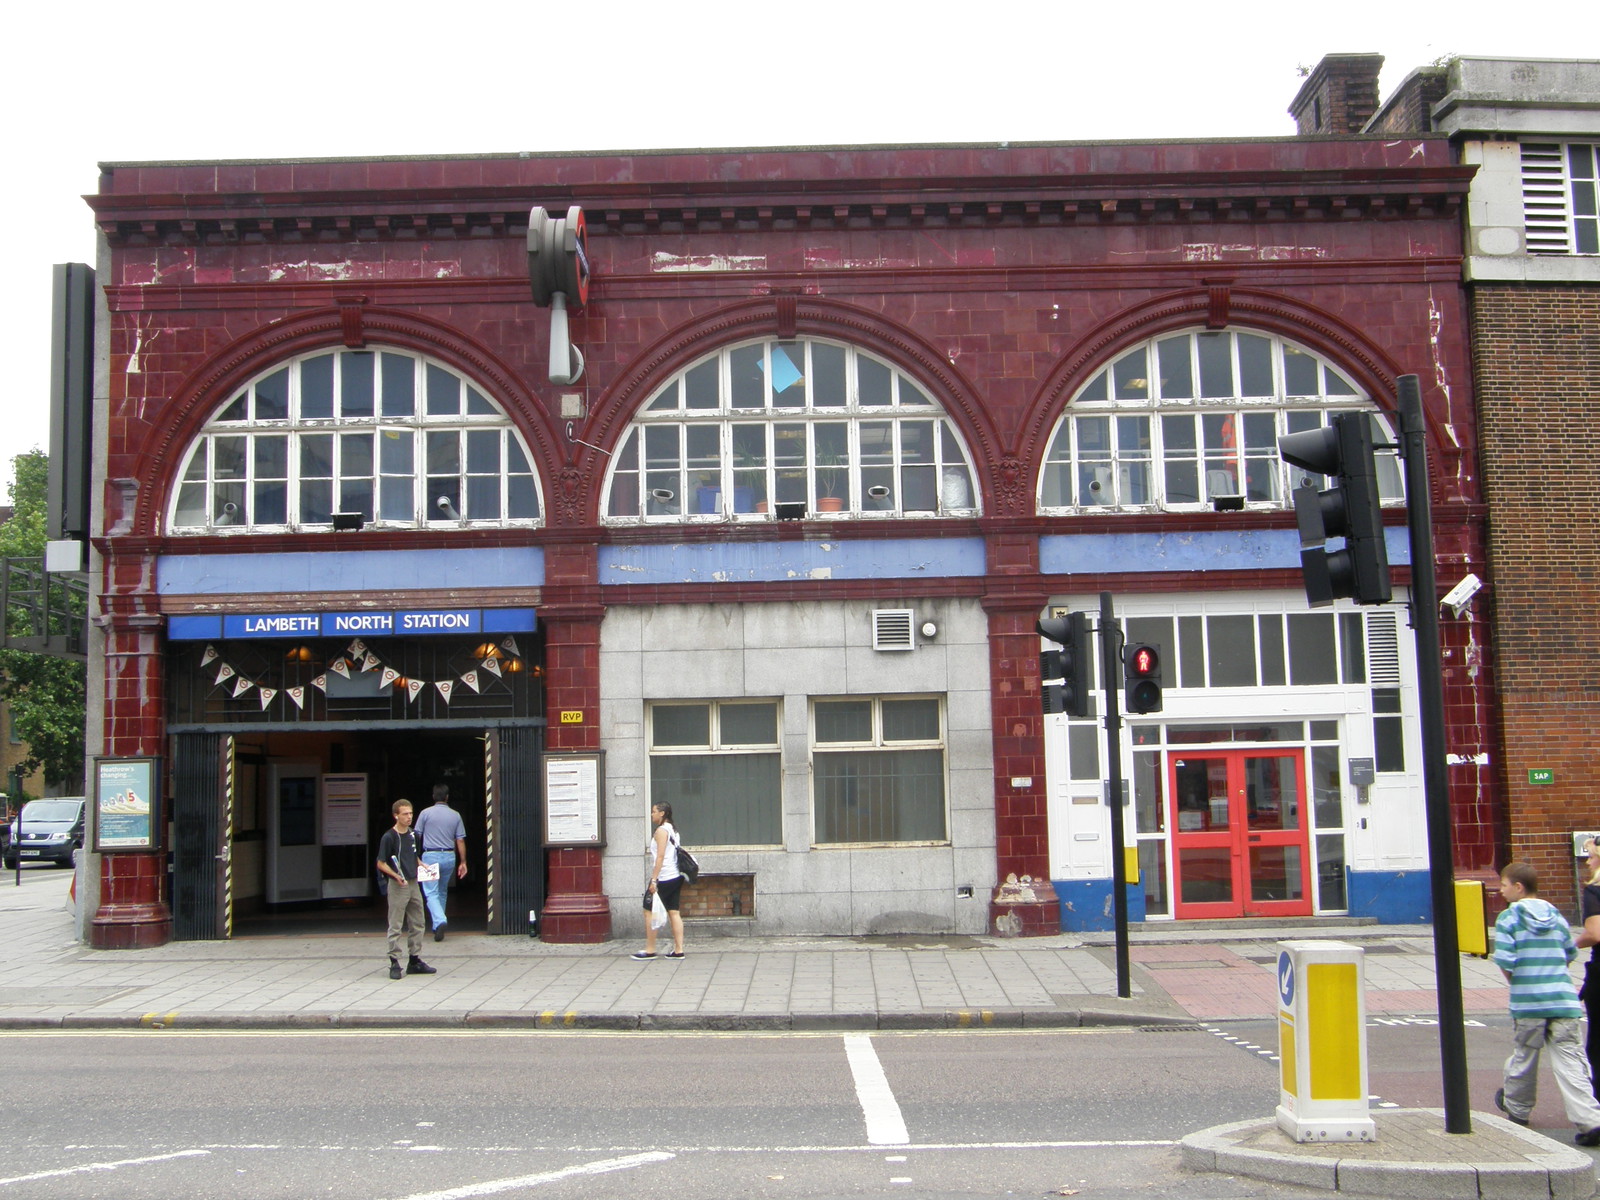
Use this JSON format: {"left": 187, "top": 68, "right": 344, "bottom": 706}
{"left": 815, "top": 446, "right": 848, "bottom": 513}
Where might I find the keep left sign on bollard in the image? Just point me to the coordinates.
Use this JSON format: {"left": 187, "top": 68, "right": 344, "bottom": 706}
{"left": 1275, "top": 940, "right": 1376, "bottom": 1143}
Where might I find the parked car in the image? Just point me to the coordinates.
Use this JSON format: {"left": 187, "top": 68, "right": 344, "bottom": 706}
{"left": 4, "top": 798, "right": 86, "bottom": 868}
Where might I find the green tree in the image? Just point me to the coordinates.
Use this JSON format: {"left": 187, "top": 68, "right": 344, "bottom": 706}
{"left": 0, "top": 450, "right": 87, "bottom": 791}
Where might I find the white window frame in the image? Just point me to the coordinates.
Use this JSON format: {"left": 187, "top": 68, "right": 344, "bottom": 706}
{"left": 602, "top": 337, "right": 980, "bottom": 523}
{"left": 167, "top": 348, "right": 543, "bottom": 533}
{"left": 1522, "top": 141, "right": 1600, "bottom": 256}
{"left": 810, "top": 694, "right": 949, "bottom": 847}
{"left": 1038, "top": 329, "right": 1403, "bottom": 514}
{"left": 646, "top": 700, "right": 783, "bottom": 849}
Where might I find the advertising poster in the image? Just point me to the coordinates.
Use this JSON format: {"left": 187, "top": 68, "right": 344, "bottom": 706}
{"left": 94, "top": 758, "right": 158, "bottom": 851}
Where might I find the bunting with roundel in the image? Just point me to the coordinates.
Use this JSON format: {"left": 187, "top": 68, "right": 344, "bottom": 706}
{"left": 193, "top": 639, "right": 537, "bottom": 715}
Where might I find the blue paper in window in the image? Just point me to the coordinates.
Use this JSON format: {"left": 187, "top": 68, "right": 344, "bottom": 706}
{"left": 761, "top": 347, "right": 804, "bottom": 393}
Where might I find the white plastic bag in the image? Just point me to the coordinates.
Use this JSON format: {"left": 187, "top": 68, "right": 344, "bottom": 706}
{"left": 650, "top": 889, "right": 668, "bottom": 930}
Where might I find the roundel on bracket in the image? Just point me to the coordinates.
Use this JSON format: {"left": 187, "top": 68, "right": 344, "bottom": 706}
{"left": 527, "top": 205, "right": 589, "bottom": 308}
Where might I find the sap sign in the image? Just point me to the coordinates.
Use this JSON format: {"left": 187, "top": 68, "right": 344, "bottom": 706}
{"left": 170, "top": 609, "right": 537, "bottom": 641}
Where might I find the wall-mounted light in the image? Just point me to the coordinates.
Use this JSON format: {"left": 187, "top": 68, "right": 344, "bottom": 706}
{"left": 285, "top": 645, "right": 314, "bottom": 662}
{"left": 920, "top": 621, "right": 939, "bottom": 640}
{"left": 331, "top": 511, "right": 365, "bottom": 531}
{"left": 505, "top": 658, "right": 524, "bottom": 674}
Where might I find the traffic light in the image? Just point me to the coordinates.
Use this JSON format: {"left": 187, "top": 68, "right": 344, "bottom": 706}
{"left": 1123, "top": 643, "right": 1163, "bottom": 713}
{"left": 1277, "top": 412, "right": 1392, "bottom": 607}
{"left": 1037, "top": 611, "right": 1092, "bottom": 719}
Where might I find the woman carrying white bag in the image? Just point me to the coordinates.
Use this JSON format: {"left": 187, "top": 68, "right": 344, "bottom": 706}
{"left": 632, "top": 802, "right": 686, "bottom": 960}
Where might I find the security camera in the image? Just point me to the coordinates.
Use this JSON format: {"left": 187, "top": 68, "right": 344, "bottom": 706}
{"left": 1441, "top": 572, "right": 1482, "bottom": 618}
{"left": 435, "top": 495, "right": 461, "bottom": 520}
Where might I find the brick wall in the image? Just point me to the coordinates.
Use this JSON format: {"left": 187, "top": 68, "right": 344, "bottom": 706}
{"left": 680, "top": 873, "right": 755, "bottom": 920}
{"left": 1472, "top": 284, "right": 1600, "bottom": 909}
{"left": 1289, "top": 54, "right": 1384, "bottom": 135}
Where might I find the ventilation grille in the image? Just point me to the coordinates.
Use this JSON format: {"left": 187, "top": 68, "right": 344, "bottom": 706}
{"left": 1367, "top": 612, "right": 1401, "bottom": 686}
{"left": 1522, "top": 142, "right": 1572, "bottom": 255}
{"left": 872, "top": 609, "right": 915, "bottom": 651}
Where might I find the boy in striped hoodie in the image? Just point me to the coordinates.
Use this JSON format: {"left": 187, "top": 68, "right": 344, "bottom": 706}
{"left": 1493, "top": 861, "right": 1600, "bottom": 1143}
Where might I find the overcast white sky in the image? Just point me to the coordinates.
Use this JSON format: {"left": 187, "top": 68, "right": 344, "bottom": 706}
{"left": 1, "top": 0, "right": 1588, "bottom": 495}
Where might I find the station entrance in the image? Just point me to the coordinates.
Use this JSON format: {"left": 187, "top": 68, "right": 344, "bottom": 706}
{"left": 162, "top": 624, "right": 547, "bottom": 940}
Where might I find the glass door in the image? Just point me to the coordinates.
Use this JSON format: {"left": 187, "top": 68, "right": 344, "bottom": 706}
{"left": 1170, "top": 750, "right": 1310, "bottom": 919}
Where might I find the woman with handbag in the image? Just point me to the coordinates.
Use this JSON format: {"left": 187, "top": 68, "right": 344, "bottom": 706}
{"left": 1576, "top": 839, "right": 1600, "bottom": 1100}
{"left": 632, "top": 802, "right": 685, "bottom": 960}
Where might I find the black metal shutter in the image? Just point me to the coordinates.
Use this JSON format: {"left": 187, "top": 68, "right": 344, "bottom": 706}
{"left": 490, "top": 725, "right": 544, "bottom": 935}
{"left": 171, "top": 731, "right": 224, "bottom": 940}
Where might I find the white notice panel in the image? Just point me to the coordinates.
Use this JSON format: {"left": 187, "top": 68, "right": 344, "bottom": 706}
{"left": 544, "top": 754, "right": 605, "bottom": 847}
{"left": 321, "top": 774, "right": 368, "bottom": 846}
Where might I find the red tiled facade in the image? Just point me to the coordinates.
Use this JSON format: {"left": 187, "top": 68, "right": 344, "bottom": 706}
{"left": 83, "top": 138, "right": 1492, "bottom": 945}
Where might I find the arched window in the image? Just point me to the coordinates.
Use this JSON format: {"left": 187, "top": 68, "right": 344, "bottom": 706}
{"left": 602, "top": 337, "right": 979, "bottom": 522}
{"left": 168, "top": 348, "right": 542, "bottom": 533}
{"left": 1038, "top": 329, "right": 1402, "bottom": 513}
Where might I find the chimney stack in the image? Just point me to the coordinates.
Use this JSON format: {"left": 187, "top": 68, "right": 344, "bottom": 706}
{"left": 1289, "top": 53, "right": 1384, "bottom": 135}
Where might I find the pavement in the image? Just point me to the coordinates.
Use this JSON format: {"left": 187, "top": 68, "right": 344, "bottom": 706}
{"left": 2, "top": 867, "right": 1595, "bottom": 1198}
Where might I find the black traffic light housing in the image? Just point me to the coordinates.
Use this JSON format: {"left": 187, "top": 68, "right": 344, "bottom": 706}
{"left": 1278, "top": 412, "right": 1392, "bottom": 607}
{"left": 1037, "top": 611, "right": 1092, "bottom": 719}
{"left": 1123, "top": 643, "right": 1163, "bottom": 713}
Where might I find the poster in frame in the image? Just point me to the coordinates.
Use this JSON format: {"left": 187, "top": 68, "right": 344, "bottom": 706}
{"left": 542, "top": 751, "right": 606, "bottom": 848}
{"left": 92, "top": 757, "right": 161, "bottom": 852}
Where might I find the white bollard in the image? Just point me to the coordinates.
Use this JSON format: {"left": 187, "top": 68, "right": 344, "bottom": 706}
{"left": 1275, "top": 940, "right": 1375, "bottom": 1142}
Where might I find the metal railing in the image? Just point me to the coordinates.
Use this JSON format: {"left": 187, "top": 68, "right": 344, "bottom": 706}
{"left": 1, "top": 557, "right": 88, "bottom": 661}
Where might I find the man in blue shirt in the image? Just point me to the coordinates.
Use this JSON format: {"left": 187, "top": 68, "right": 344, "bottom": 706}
{"left": 414, "top": 784, "right": 467, "bottom": 941}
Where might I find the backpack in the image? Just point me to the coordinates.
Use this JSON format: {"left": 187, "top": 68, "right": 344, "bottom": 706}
{"left": 673, "top": 833, "right": 700, "bottom": 884}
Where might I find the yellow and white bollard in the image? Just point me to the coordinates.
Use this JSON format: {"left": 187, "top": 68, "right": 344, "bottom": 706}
{"left": 1275, "top": 940, "right": 1375, "bottom": 1142}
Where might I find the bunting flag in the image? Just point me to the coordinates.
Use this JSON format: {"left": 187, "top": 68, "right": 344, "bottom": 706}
{"left": 197, "top": 635, "right": 535, "bottom": 715}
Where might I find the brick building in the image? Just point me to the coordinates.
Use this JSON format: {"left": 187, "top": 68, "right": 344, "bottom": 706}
{"left": 77, "top": 134, "right": 1487, "bottom": 948}
{"left": 1365, "top": 55, "right": 1600, "bottom": 901}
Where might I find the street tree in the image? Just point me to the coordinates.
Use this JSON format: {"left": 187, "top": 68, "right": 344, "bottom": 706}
{"left": 0, "top": 450, "right": 86, "bottom": 792}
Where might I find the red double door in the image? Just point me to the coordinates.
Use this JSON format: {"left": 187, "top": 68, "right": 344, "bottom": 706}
{"left": 1169, "top": 750, "right": 1311, "bottom": 919}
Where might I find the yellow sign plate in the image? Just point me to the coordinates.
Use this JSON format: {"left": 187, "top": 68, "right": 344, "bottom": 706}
{"left": 559, "top": 710, "right": 584, "bottom": 724}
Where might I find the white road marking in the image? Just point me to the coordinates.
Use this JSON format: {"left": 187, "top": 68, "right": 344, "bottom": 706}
{"left": 844, "top": 1033, "right": 911, "bottom": 1145}
{"left": 385, "top": 1151, "right": 674, "bottom": 1200}
{"left": 0, "top": 1149, "right": 210, "bottom": 1186}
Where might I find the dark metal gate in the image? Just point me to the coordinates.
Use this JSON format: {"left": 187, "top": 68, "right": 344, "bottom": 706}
{"left": 171, "top": 731, "right": 226, "bottom": 940}
{"left": 490, "top": 724, "right": 545, "bottom": 935}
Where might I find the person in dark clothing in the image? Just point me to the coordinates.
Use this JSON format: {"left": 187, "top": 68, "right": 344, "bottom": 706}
{"left": 376, "top": 799, "right": 437, "bottom": 981}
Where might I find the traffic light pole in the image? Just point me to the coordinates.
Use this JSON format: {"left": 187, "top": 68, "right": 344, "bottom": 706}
{"left": 1099, "top": 591, "right": 1131, "bottom": 999}
{"left": 1398, "top": 373, "right": 1471, "bottom": 1135}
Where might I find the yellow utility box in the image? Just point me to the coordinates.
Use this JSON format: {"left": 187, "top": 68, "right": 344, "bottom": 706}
{"left": 1455, "top": 879, "right": 1488, "bottom": 957}
{"left": 1275, "top": 940, "right": 1375, "bottom": 1143}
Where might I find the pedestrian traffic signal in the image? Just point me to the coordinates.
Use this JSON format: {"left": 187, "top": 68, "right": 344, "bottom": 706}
{"left": 1037, "top": 611, "right": 1092, "bottom": 719}
{"left": 1277, "top": 412, "right": 1392, "bottom": 607}
{"left": 1123, "top": 643, "right": 1162, "bottom": 713}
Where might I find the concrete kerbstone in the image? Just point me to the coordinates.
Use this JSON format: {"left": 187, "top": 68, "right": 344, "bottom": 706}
{"left": 790, "top": 1012, "right": 875, "bottom": 1031}
{"left": 1213, "top": 1143, "right": 1340, "bottom": 1190}
{"left": 1477, "top": 1162, "right": 1571, "bottom": 1200}
{"left": 1335, "top": 1159, "right": 1477, "bottom": 1198}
